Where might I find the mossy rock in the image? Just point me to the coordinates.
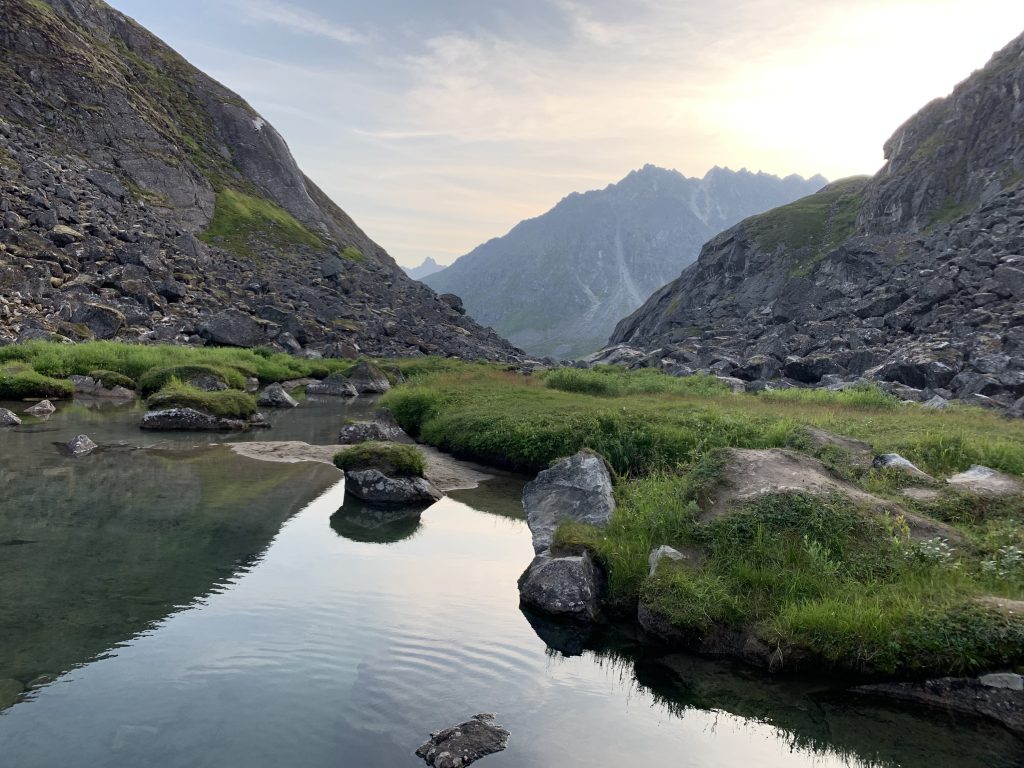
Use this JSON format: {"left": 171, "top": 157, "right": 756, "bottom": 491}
{"left": 333, "top": 442, "right": 426, "bottom": 478}
{"left": 88, "top": 369, "right": 136, "bottom": 390}
{"left": 146, "top": 383, "right": 256, "bottom": 418}
{"left": 138, "top": 364, "right": 244, "bottom": 395}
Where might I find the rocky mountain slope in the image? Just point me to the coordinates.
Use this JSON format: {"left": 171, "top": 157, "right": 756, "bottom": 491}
{"left": 402, "top": 257, "right": 444, "bottom": 281}
{"left": 0, "top": 0, "right": 519, "bottom": 360}
{"left": 608, "top": 30, "right": 1024, "bottom": 409}
{"left": 423, "top": 166, "right": 825, "bottom": 358}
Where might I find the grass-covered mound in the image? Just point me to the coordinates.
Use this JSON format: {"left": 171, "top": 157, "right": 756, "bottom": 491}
{"left": 333, "top": 442, "right": 426, "bottom": 478}
{"left": 87, "top": 369, "right": 136, "bottom": 390}
{"left": 382, "top": 366, "right": 1024, "bottom": 676}
{"left": 0, "top": 365, "right": 75, "bottom": 400}
{"left": 138, "top": 363, "right": 246, "bottom": 395}
{"left": 146, "top": 380, "right": 257, "bottom": 419}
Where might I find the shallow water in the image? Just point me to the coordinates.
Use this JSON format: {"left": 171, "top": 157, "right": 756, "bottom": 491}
{"left": 0, "top": 396, "right": 1021, "bottom": 767}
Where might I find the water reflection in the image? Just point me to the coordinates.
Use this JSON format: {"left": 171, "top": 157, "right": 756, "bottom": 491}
{"left": 330, "top": 496, "right": 425, "bottom": 544}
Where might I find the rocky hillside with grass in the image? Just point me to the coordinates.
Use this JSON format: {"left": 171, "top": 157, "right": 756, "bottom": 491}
{"left": 424, "top": 166, "right": 824, "bottom": 359}
{"left": 0, "top": 0, "right": 519, "bottom": 361}
{"left": 609, "top": 30, "right": 1024, "bottom": 409}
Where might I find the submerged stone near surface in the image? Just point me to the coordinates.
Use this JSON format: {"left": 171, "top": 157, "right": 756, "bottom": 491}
{"left": 522, "top": 450, "right": 615, "bottom": 554}
{"left": 415, "top": 713, "right": 510, "bottom": 768}
{"left": 344, "top": 469, "right": 442, "bottom": 506}
{"left": 306, "top": 374, "right": 358, "bottom": 398}
{"left": 65, "top": 434, "right": 98, "bottom": 456}
{"left": 257, "top": 382, "right": 299, "bottom": 409}
{"left": 518, "top": 553, "right": 604, "bottom": 623}
{"left": 24, "top": 399, "right": 56, "bottom": 417}
{"left": 141, "top": 408, "right": 270, "bottom": 432}
{"left": 0, "top": 408, "right": 22, "bottom": 427}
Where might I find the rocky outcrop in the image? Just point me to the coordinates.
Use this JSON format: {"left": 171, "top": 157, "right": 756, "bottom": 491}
{"left": 306, "top": 374, "right": 357, "bottom": 398}
{"left": 425, "top": 166, "right": 824, "bottom": 358}
{"left": 343, "top": 469, "right": 442, "bottom": 506}
{"left": 415, "top": 714, "right": 510, "bottom": 768}
{"left": 140, "top": 407, "right": 269, "bottom": 432}
{"left": 69, "top": 375, "right": 134, "bottom": 399}
{"left": 0, "top": 0, "right": 520, "bottom": 362}
{"left": 345, "top": 361, "right": 391, "bottom": 394}
{"left": 606, "top": 31, "right": 1024, "bottom": 409}
{"left": 521, "top": 450, "right": 615, "bottom": 554}
{"left": 257, "top": 382, "right": 299, "bottom": 409}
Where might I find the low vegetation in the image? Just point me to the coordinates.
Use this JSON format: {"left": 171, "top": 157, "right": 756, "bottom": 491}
{"left": 384, "top": 365, "right": 1024, "bottom": 676}
{"left": 146, "top": 379, "right": 257, "bottom": 418}
{"left": 199, "top": 188, "right": 324, "bottom": 258}
{"left": 0, "top": 365, "right": 74, "bottom": 400}
{"left": 333, "top": 442, "right": 426, "bottom": 478}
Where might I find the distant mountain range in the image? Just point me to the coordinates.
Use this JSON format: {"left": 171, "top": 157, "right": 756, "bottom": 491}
{"left": 423, "top": 166, "right": 826, "bottom": 358}
{"left": 403, "top": 257, "right": 445, "bottom": 281}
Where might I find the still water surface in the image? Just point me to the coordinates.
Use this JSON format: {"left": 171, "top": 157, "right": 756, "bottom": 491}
{"left": 0, "top": 396, "right": 1021, "bottom": 767}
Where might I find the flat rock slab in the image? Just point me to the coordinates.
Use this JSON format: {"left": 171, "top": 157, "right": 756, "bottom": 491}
{"left": 416, "top": 714, "right": 510, "bottom": 767}
{"left": 704, "top": 449, "right": 958, "bottom": 542}
{"left": 947, "top": 465, "right": 1024, "bottom": 496}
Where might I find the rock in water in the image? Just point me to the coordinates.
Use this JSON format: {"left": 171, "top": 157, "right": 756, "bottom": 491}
{"left": 344, "top": 469, "right": 442, "bottom": 506}
{"left": 346, "top": 361, "right": 391, "bottom": 394}
{"left": 65, "top": 434, "right": 98, "bottom": 456}
{"left": 306, "top": 374, "right": 358, "bottom": 398}
{"left": 521, "top": 450, "right": 615, "bottom": 554}
{"left": 415, "top": 714, "right": 510, "bottom": 768}
{"left": 518, "top": 553, "right": 604, "bottom": 623}
{"left": 141, "top": 408, "right": 270, "bottom": 432}
{"left": 24, "top": 399, "right": 56, "bottom": 417}
{"left": 338, "top": 409, "right": 412, "bottom": 444}
{"left": 258, "top": 382, "right": 299, "bottom": 408}
{"left": 0, "top": 408, "right": 22, "bottom": 427}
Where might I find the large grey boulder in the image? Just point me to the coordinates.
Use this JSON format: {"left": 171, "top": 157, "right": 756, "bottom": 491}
{"left": 24, "top": 400, "right": 56, "bottom": 417}
{"left": 141, "top": 408, "right": 269, "bottom": 432}
{"left": 257, "top": 382, "right": 299, "bottom": 408}
{"left": 522, "top": 450, "right": 615, "bottom": 554}
{"left": 72, "top": 303, "right": 125, "bottom": 340}
{"left": 346, "top": 361, "right": 391, "bottom": 394}
{"left": 518, "top": 553, "right": 604, "bottom": 622}
{"left": 344, "top": 469, "right": 442, "bottom": 506}
{"left": 200, "top": 309, "right": 265, "bottom": 348}
{"left": 338, "top": 409, "right": 411, "bottom": 445}
{"left": 306, "top": 373, "right": 357, "bottom": 397}
{"left": 0, "top": 408, "right": 22, "bottom": 427}
{"left": 415, "top": 713, "right": 510, "bottom": 768}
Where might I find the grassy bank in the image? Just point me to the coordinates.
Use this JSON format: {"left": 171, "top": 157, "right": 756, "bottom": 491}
{"left": 382, "top": 366, "right": 1024, "bottom": 676}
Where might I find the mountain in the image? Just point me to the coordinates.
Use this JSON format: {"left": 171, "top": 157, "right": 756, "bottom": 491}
{"left": 0, "top": 0, "right": 519, "bottom": 360}
{"left": 403, "top": 257, "right": 444, "bottom": 281}
{"left": 423, "top": 166, "right": 825, "bottom": 358}
{"left": 609, "top": 30, "right": 1024, "bottom": 407}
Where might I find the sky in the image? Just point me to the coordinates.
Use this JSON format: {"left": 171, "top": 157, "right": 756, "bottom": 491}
{"left": 107, "top": 0, "right": 1024, "bottom": 267}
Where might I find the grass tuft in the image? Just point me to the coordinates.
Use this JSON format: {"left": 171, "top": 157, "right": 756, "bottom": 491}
{"left": 333, "top": 442, "right": 426, "bottom": 478}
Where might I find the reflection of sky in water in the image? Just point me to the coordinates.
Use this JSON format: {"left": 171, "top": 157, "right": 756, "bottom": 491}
{"left": 1, "top": 399, "right": 1020, "bottom": 768}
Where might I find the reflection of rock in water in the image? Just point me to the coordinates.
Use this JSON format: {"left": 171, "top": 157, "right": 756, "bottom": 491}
{"left": 329, "top": 496, "right": 424, "bottom": 544}
{"left": 0, "top": 445, "right": 339, "bottom": 691}
{"left": 520, "top": 607, "right": 596, "bottom": 657}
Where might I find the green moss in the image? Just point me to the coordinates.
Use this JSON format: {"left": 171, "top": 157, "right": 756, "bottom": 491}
{"left": 87, "top": 370, "right": 136, "bottom": 390}
{"left": 146, "top": 380, "right": 256, "bottom": 418}
{"left": 199, "top": 189, "right": 324, "bottom": 258}
{"left": 340, "top": 245, "right": 365, "bottom": 262}
{"left": 0, "top": 368, "right": 74, "bottom": 400}
{"left": 333, "top": 442, "right": 426, "bottom": 478}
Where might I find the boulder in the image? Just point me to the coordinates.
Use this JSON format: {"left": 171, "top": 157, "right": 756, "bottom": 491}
{"left": 48, "top": 224, "right": 84, "bottom": 246}
{"left": 69, "top": 375, "right": 134, "bottom": 400}
{"left": 189, "top": 373, "right": 228, "bottom": 392}
{"left": 921, "top": 395, "right": 949, "bottom": 410}
{"left": 24, "top": 399, "right": 56, "bottom": 417}
{"left": 876, "top": 356, "right": 957, "bottom": 390}
{"left": 648, "top": 545, "right": 688, "bottom": 577}
{"left": 346, "top": 361, "right": 391, "bottom": 394}
{"left": 141, "top": 408, "right": 270, "bottom": 432}
{"left": 0, "top": 408, "right": 22, "bottom": 427}
{"left": 306, "top": 373, "right": 357, "bottom": 397}
{"left": 415, "top": 714, "right": 510, "bottom": 768}
{"left": 200, "top": 309, "right": 265, "bottom": 348}
{"left": 338, "top": 409, "right": 411, "bottom": 445}
{"left": 872, "top": 453, "right": 935, "bottom": 482}
{"left": 521, "top": 450, "right": 615, "bottom": 554}
{"left": 344, "top": 469, "right": 442, "bottom": 506}
{"left": 258, "top": 382, "right": 299, "bottom": 408}
{"left": 72, "top": 303, "right": 124, "bottom": 340}
{"left": 65, "top": 434, "right": 97, "bottom": 456}
{"left": 947, "top": 465, "right": 1024, "bottom": 496}
{"left": 518, "top": 552, "right": 604, "bottom": 623}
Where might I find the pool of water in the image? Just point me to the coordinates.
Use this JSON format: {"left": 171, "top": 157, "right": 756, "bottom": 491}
{"left": 0, "top": 396, "right": 1021, "bottom": 767}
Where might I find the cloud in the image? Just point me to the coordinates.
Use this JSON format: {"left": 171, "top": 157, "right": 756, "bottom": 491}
{"left": 238, "top": 0, "right": 367, "bottom": 45}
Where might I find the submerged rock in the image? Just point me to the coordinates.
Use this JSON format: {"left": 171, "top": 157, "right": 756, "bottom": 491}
{"left": 338, "top": 409, "right": 411, "bottom": 445}
{"left": 65, "top": 434, "right": 98, "bottom": 456}
{"left": 522, "top": 450, "right": 615, "bottom": 554}
{"left": 0, "top": 408, "right": 22, "bottom": 427}
{"left": 415, "top": 713, "right": 510, "bottom": 768}
{"left": 518, "top": 552, "right": 604, "bottom": 623}
{"left": 25, "top": 399, "right": 56, "bottom": 417}
{"left": 141, "top": 408, "right": 270, "bottom": 432}
{"left": 257, "top": 382, "right": 299, "bottom": 408}
{"left": 344, "top": 469, "right": 442, "bottom": 506}
{"left": 306, "top": 373, "right": 358, "bottom": 397}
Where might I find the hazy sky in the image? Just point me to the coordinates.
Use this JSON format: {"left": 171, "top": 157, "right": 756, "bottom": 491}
{"left": 108, "top": 0, "right": 1024, "bottom": 267}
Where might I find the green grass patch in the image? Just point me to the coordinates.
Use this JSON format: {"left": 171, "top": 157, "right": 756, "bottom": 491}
{"left": 333, "top": 442, "right": 426, "bottom": 478}
{"left": 340, "top": 245, "right": 364, "bottom": 262}
{"left": 146, "top": 380, "right": 257, "bottom": 418}
{"left": 543, "top": 367, "right": 729, "bottom": 398}
{"left": 87, "top": 370, "right": 136, "bottom": 390}
{"left": 199, "top": 188, "right": 324, "bottom": 258}
{"left": 0, "top": 368, "right": 74, "bottom": 400}
{"left": 138, "top": 363, "right": 245, "bottom": 395}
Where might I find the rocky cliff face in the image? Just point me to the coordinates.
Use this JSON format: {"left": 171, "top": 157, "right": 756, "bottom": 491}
{"left": 609, "top": 30, "right": 1024, "bottom": 409}
{"left": 423, "top": 166, "right": 825, "bottom": 359}
{"left": 0, "top": 0, "right": 519, "bottom": 360}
